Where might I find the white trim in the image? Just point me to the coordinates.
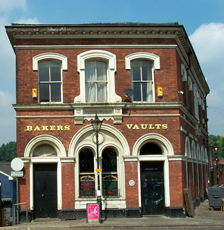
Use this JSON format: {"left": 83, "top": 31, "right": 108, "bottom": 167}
{"left": 181, "top": 64, "right": 187, "bottom": 82}
{"left": 132, "top": 133, "right": 174, "bottom": 156}
{"left": 75, "top": 50, "right": 121, "bottom": 103}
{"left": 125, "top": 52, "right": 160, "bottom": 70}
{"left": 0, "top": 171, "right": 13, "bottom": 180}
{"left": 33, "top": 52, "right": 67, "bottom": 70}
{"left": 132, "top": 133, "right": 172, "bottom": 208}
{"left": 15, "top": 44, "right": 178, "bottom": 49}
{"left": 68, "top": 123, "right": 129, "bottom": 209}
{"left": 24, "top": 134, "right": 66, "bottom": 158}
{"left": 68, "top": 123, "right": 130, "bottom": 157}
{"left": 23, "top": 134, "right": 66, "bottom": 211}
{"left": 29, "top": 159, "right": 62, "bottom": 210}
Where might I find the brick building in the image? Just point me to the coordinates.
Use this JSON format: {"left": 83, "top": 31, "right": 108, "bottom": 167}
{"left": 6, "top": 23, "right": 209, "bottom": 220}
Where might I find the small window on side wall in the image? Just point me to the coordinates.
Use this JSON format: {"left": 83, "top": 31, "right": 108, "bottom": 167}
{"left": 125, "top": 52, "right": 160, "bottom": 103}
{"left": 38, "top": 61, "right": 62, "bottom": 103}
{"left": 131, "top": 60, "right": 153, "bottom": 102}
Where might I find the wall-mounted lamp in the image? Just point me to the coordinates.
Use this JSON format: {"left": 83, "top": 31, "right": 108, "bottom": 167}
{"left": 178, "top": 91, "right": 184, "bottom": 94}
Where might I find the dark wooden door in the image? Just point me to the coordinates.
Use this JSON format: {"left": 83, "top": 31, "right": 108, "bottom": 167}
{"left": 34, "top": 164, "right": 57, "bottom": 218}
{"left": 141, "top": 161, "right": 165, "bottom": 215}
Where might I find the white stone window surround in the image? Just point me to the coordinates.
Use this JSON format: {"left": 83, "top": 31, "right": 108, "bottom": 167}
{"left": 33, "top": 53, "right": 68, "bottom": 71}
{"left": 23, "top": 134, "right": 66, "bottom": 211}
{"left": 181, "top": 64, "right": 187, "bottom": 82}
{"left": 33, "top": 53, "right": 67, "bottom": 103}
{"left": 68, "top": 123, "right": 129, "bottom": 209}
{"left": 125, "top": 52, "right": 160, "bottom": 103}
{"left": 131, "top": 133, "right": 172, "bottom": 208}
{"left": 75, "top": 50, "right": 121, "bottom": 103}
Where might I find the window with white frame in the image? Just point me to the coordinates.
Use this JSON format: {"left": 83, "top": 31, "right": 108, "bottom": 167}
{"left": 125, "top": 52, "right": 160, "bottom": 102}
{"left": 131, "top": 60, "right": 153, "bottom": 101}
{"left": 78, "top": 147, "right": 119, "bottom": 198}
{"left": 193, "top": 84, "right": 199, "bottom": 120}
{"left": 33, "top": 53, "right": 67, "bottom": 103}
{"left": 38, "top": 61, "right": 62, "bottom": 103}
{"left": 85, "top": 60, "right": 108, "bottom": 102}
{"left": 75, "top": 50, "right": 121, "bottom": 103}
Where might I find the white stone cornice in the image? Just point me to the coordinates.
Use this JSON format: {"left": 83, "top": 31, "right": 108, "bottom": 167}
{"left": 14, "top": 44, "right": 178, "bottom": 50}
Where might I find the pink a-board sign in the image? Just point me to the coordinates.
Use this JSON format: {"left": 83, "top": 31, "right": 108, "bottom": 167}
{"left": 87, "top": 204, "right": 99, "bottom": 221}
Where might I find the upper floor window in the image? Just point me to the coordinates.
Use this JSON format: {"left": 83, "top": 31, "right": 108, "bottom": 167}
{"left": 75, "top": 50, "right": 121, "bottom": 103}
{"left": 125, "top": 52, "right": 160, "bottom": 102}
{"left": 33, "top": 53, "right": 67, "bottom": 103}
{"left": 39, "top": 61, "right": 62, "bottom": 103}
{"left": 131, "top": 60, "right": 153, "bottom": 101}
{"left": 85, "top": 60, "right": 107, "bottom": 102}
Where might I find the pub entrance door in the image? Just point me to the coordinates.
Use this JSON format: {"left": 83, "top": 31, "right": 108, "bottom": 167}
{"left": 141, "top": 161, "right": 165, "bottom": 215}
{"left": 34, "top": 164, "right": 57, "bottom": 218}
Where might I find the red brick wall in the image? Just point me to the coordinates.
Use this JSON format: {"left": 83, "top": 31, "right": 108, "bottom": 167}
{"left": 62, "top": 162, "right": 75, "bottom": 209}
{"left": 14, "top": 34, "right": 209, "bottom": 212}
{"left": 19, "top": 162, "right": 30, "bottom": 209}
{"left": 169, "top": 161, "right": 184, "bottom": 207}
{"left": 15, "top": 47, "right": 180, "bottom": 104}
{"left": 125, "top": 161, "right": 138, "bottom": 208}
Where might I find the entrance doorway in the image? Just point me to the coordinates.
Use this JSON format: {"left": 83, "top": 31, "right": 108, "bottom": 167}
{"left": 141, "top": 161, "right": 165, "bottom": 215}
{"left": 34, "top": 164, "right": 57, "bottom": 218}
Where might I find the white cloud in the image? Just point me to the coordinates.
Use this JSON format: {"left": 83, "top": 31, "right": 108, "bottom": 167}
{"left": 189, "top": 23, "right": 224, "bottom": 63}
{"left": 189, "top": 23, "right": 224, "bottom": 135}
{"left": 16, "top": 17, "right": 40, "bottom": 24}
{"left": 0, "top": 90, "right": 14, "bottom": 108}
{"left": 0, "top": 0, "right": 27, "bottom": 13}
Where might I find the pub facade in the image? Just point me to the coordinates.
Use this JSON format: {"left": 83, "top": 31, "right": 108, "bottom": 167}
{"left": 6, "top": 22, "right": 209, "bottom": 219}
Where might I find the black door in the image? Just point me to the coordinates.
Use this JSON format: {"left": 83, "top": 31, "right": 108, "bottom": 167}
{"left": 141, "top": 161, "right": 165, "bottom": 215}
{"left": 34, "top": 164, "right": 57, "bottom": 218}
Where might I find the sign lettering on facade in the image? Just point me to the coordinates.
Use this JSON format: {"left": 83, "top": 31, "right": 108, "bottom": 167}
{"left": 126, "top": 124, "right": 168, "bottom": 130}
{"left": 25, "top": 125, "right": 70, "bottom": 131}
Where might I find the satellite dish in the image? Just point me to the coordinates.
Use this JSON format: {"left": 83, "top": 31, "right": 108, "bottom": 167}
{"left": 11, "top": 158, "right": 24, "bottom": 171}
{"left": 123, "top": 89, "right": 133, "bottom": 97}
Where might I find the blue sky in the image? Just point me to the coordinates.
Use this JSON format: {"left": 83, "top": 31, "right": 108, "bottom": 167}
{"left": 1, "top": 0, "right": 224, "bottom": 145}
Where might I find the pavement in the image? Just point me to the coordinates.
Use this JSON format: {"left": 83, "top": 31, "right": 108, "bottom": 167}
{"left": 2, "top": 199, "right": 224, "bottom": 229}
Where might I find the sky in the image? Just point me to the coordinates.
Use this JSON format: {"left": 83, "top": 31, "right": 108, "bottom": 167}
{"left": 0, "top": 0, "right": 224, "bottom": 146}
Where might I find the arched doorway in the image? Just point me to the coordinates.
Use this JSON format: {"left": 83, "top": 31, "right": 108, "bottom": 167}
{"left": 33, "top": 144, "right": 58, "bottom": 218}
{"left": 24, "top": 134, "right": 66, "bottom": 219}
{"left": 140, "top": 143, "right": 165, "bottom": 215}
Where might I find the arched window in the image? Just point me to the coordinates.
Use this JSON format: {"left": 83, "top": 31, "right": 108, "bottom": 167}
{"left": 33, "top": 144, "right": 57, "bottom": 157}
{"left": 140, "top": 143, "right": 162, "bottom": 155}
{"left": 102, "top": 148, "right": 118, "bottom": 197}
{"left": 79, "top": 148, "right": 95, "bottom": 197}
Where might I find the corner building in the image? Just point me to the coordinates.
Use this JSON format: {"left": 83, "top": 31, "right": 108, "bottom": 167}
{"left": 6, "top": 23, "right": 210, "bottom": 219}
